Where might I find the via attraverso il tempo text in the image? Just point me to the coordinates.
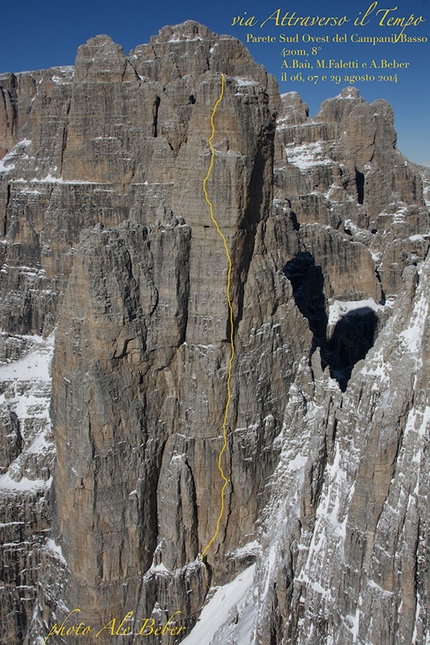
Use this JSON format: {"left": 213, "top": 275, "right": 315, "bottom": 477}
{"left": 231, "top": 1, "right": 427, "bottom": 86}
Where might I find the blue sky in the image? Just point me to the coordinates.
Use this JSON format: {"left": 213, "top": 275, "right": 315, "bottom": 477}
{"left": 0, "top": 0, "right": 429, "bottom": 164}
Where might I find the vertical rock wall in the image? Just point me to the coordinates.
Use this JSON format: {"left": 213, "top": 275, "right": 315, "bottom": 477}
{"left": 0, "top": 20, "right": 428, "bottom": 645}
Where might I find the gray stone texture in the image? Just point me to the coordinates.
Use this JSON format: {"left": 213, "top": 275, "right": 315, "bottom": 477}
{"left": 0, "top": 20, "right": 429, "bottom": 645}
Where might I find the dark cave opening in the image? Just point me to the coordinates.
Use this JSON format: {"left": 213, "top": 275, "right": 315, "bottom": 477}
{"left": 283, "top": 252, "right": 378, "bottom": 390}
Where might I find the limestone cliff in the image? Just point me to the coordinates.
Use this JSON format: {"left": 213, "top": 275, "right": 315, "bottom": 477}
{"left": 0, "top": 20, "right": 429, "bottom": 645}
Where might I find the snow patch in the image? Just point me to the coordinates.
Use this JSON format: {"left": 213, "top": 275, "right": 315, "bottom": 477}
{"left": 328, "top": 298, "right": 382, "bottom": 329}
{"left": 30, "top": 175, "right": 102, "bottom": 185}
{"left": 0, "top": 334, "right": 54, "bottom": 381}
{"left": 285, "top": 142, "right": 332, "bottom": 169}
{"left": 148, "top": 562, "right": 169, "bottom": 574}
{"left": 168, "top": 35, "right": 204, "bottom": 43}
{"left": 46, "top": 538, "right": 67, "bottom": 565}
{"left": 227, "top": 540, "right": 261, "bottom": 560}
{"left": 399, "top": 289, "right": 428, "bottom": 356}
{"left": 233, "top": 77, "right": 259, "bottom": 87}
{"left": 0, "top": 158, "right": 15, "bottom": 173}
{"left": 0, "top": 138, "right": 31, "bottom": 173}
{"left": 0, "top": 333, "right": 55, "bottom": 483}
{"left": 0, "top": 472, "right": 51, "bottom": 492}
{"left": 180, "top": 565, "right": 256, "bottom": 645}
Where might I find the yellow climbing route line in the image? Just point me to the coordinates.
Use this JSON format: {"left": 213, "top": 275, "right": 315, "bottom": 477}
{"left": 200, "top": 73, "right": 234, "bottom": 564}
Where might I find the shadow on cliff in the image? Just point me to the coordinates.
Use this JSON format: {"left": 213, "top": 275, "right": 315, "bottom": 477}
{"left": 283, "top": 252, "right": 378, "bottom": 391}
{"left": 327, "top": 306, "right": 378, "bottom": 390}
{"left": 283, "top": 251, "right": 327, "bottom": 353}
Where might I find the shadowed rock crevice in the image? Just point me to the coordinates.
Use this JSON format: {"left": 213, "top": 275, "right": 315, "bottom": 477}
{"left": 3, "top": 183, "right": 10, "bottom": 236}
{"left": 231, "top": 125, "right": 275, "bottom": 336}
{"left": 355, "top": 168, "right": 364, "bottom": 204}
{"left": 327, "top": 307, "right": 378, "bottom": 390}
{"left": 0, "top": 408, "right": 22, "bottom": 470}
{"left": 284, "top": 251, "right": 378, "bottom": 390}
{"left": 0, "top": 80, "right": 18, "bottom": 155}
{"left": 153, "top": 96, "right": 161, "bottom": 137}
{"left": 283, "top": 251, "right": 327, "bottom": 355}
{"left": 58, "top": 99, "right": 72, "bottom": 175}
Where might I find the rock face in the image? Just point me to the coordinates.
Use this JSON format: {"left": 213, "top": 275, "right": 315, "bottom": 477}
{"left": 0, "top": 335, "right": 54, "bottom": 645}
{"left": 0, "top": 21, "right": 429, "bottom": 645}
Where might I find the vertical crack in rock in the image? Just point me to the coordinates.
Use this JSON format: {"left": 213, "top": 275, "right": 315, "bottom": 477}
{"left": 232, "top": 133, "right": 275, "bottom": 331}
{"left": 355, "top": 168, "right": 364, "bottom": 205}
{"left": 58, "top": 99, "right": 71, "bottom": 176}
{"left": 3, "top": 182, "right": 10, "bottom": 236}
{"left": 152, "top": 96, "right": 161, "bottom": 138}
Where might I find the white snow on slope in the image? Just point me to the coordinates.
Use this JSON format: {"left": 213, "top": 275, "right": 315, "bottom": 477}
{"left": 400, "top": 287, "right": 428, "bottom": 357}
{"left": 0, "top": 334, "right": 55, "bottom": 488}
{"left": 181, "top": 564, "right": 256, "bottom": 645}
{"left": 46, "top": 537, "right": 67, "bottom": 565}
{"left": 0, "top": 157, "right": 15, "bottom": 173}
{"left": 328, "top": 298, "right": 383, "bottom": 330}
{"left": 0, "top": 472, "right": 51, "bottom": 492}
{"left": 234, "top": 77, "right": 259, "bottom": 87}
{"left": 0, "top": 138, "right": 31, "bottom": 173}
{"left": 0, "top": 334, "right": 53, "bottom": 381}
{"left": 286, "top": 142, "right": 332, "bottom": 169}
